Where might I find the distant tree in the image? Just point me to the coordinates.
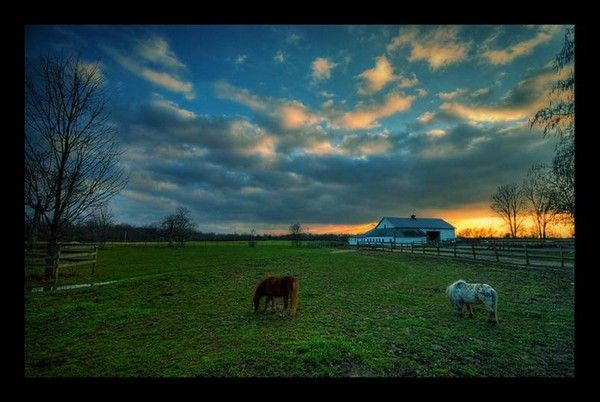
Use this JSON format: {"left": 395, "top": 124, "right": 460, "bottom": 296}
{"left": 521, "top": 164, "right": 557, "bottom": 239}
{"left": 248, "top": 228, "right": 257, "bottom": 247}
{"left": 25, "top": 54, "right": 127, "bottom": 279}
{"left": 289, "top": 223, "right": 304, "bottom": 247}
{"left": 530, "top": 26, "right": 575, "bottom": 225}
{"left": 491, "top": 183, "right": 527, "bottom": 238}
{"left": 161, "top": 207, "right": 195, "bottom": 247}
{"left": 85, "top": 204, "right": 114, "bottom": 247}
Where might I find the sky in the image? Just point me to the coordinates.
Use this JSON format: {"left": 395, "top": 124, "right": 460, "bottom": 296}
{"left": 24, "top": 25, "right": 573, "bottom": 236}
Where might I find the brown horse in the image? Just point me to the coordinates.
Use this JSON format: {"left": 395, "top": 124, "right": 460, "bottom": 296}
{"left": 253, "top": 275, "right": 299, "bottom": 315}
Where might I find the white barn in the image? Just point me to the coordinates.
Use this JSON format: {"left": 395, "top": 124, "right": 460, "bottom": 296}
{"left": 348, "top": 215, "right": 456, "bottom": 246}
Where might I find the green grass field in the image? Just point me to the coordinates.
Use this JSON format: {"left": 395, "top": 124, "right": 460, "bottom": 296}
{"left": 24, "top": 242, "right": 574, "bottom": 377}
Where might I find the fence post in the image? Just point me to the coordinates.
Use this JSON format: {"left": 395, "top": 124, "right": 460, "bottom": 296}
{"left": 524, "top": 244, "right": 529, "bottom": 266}
{"left": 494, "top": 241, "right": 499, "bottom": 262}
{"left": 437, "top": 242, "right": 440, "bottom": 256}
{"left": 54, "top": 246, "right": 61, "bottom": 285}
{"left": 92, "top": 245, "right": 98, "bottom": 276}
{"left": 411, "top": 243, "right": 414, "bottom": 254}
{"left": 423, "top": 243, "right": 425, "bottom": 254}
{"left": 454, "top": 242, "right": 457, "bottom": 257}
{"left": 560, "top": 245, "right": 564, "bottom": 268}
{"left": 472, "top": 244, "right": 476, "bottom": 260}
{"left": 399, "top": 243, "right": 403, "bottom": 253}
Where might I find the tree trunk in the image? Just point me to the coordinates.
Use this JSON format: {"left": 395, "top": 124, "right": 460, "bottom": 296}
{"left": 26, "top": 204, "right": 43, "bottom": 251}
{"left": 45, "top": 235, "right": 60, "bottom": 281}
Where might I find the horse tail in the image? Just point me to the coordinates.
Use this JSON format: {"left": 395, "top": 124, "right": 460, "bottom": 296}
{"left": 289, "top": 278, "right": 299, "bottom": 316}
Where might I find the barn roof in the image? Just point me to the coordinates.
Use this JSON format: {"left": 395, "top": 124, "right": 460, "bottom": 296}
{"left": 358, "top": 228, "right": 427, "bottom": 238}
{"left": 379, "top": 217, "right": 455, "bottom": 229}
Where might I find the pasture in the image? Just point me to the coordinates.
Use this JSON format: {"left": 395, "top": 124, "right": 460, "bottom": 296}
{"left": 24, "top": 242, "right": 574, "bottom": 377}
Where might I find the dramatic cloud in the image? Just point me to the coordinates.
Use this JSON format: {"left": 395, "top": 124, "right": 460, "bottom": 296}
{"left": 482, "top": 25, "right": 561, "bottom": 65}
{"left": 387, "top": 26, "right": 470, "bottom": 70}
{"left": 136, "top": 37, "right": 186, "bottom": 69}
{"left": 337, "top": 92, "right": 415, "bottom": 130}
{"left": 216, "top": 81, "right": 414, "bottom": 131}
{"left": 312, "top": 57, "right": 337, "bottom": 80}
{"left": 27, "top": 25, "right": 566, "bottom": 233}
{"left": 439, "top": 66, "right": 569, "bottom": 123}
{"left": 108, "top": 91, "right": 557, "bottom": 232}
{"left": 104, "top": 44, "right": 195, "bottom": 100}
{"left": 215, "top": 81, "right": 323, "bottom": 131}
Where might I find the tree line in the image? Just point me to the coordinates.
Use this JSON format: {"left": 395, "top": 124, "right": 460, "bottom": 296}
{"left": 24, "top": 211, "right": 349, "bottom": 245}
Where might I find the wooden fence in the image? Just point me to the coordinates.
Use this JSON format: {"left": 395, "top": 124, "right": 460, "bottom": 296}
{"left": 25, "top": 243, "right": 98, "bottom": 284}
{"left": 355, "top": 239, "right": 574, "bottom": 269}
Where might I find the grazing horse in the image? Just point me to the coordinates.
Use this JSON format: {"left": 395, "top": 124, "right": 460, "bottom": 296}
{"left": 446, "top": 279, "right": 498, "bottom": 323}
{"left": 253, "top": 275, "right": 299, "bottom": 316}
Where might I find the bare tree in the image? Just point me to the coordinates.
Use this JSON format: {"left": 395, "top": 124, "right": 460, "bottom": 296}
{"left": 289, "top": 223, "right": 303, "bottom": 247}
{"left": 248, "top": 228, "right": 257, "bottom": 247}
{"left": 530, "top": 26, "right": 575, "bottom": 225}
{"left": 521, "top": 164, "right": 557, "bottom": 239}
{"left": 490, "top": 183, "right": 527, "bottom": 238}
{"left": 85, "top": 203, "right": 114, "bottom": 248}
{"left": 161, "top": 207, "right": 195, "bottom": 247}
{"left": 25, "top": 54, "right": 127, "bottom": 279}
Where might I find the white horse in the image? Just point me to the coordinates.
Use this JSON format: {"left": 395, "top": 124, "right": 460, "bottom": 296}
{"left": 446, "top": 279, "right": 498, "bottom": 323}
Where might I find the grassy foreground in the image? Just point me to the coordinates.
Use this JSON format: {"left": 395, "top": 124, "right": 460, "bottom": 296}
{"left": 24, "top": 243, "right": 574, "bottom": 377}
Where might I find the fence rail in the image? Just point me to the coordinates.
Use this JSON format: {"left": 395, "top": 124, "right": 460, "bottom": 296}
{"left": 24, "top": 243, "right": 98, "bottom": 284}
{"left": 355, "top": 240, "right": 574, "bottom": 269}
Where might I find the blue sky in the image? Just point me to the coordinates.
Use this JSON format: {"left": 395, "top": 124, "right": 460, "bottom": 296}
{"left": 24, "top": 25, "right": 571, "bottom": 234}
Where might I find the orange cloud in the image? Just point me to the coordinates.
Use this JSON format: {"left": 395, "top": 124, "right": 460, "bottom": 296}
{"left": 280, "top": 103, "right": 322, "bottom": 129}
{"left": 357, "top": 56, "right": 397, "bottom": 94}
{"left": 426, "top": 128, "right": 446, "bottom": 138}
{"left": 417, "top": 111, "right": 436, "bottom": 124}
{"left": 312, "top": 57, "right": 337, "bottom": 80}
{"left": 482, "top": 25, "right": 561, "bottom": 65}
{"left": 387, "top": 26, "right": 470, "bottom": 70}
{"left": 440, "top": 101, "right": 542, "bottom": 123}
{"left": 339, "top": 92, "right": 415, "bottom": 130}
{"left": 440, "top": 67, "right": 571, "bottom": 123}
{"left": 303, "top": 139, "right": 340, "bottom": 155}
{"left": 245, "top": 135, "right": 277, "bottom": 159}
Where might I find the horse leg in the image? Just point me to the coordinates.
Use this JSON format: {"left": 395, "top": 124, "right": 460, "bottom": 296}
{"left": 466, "top": 304, "right": 474, "bottom": 318}
{"left": 283, "top": 294, "right": 289, "bottom": 315}
{"left": 253, "top": 296, "right": 260, "bottom": 313}
{"left": 270, "top": 296, "right": 275, "bottom": 312}
{"left": 483, "top": 298, "right": 498, "bottom": 323}
{"left": 454, "top": 302, "right": 464, "bottom": 316}
{"left": 264, "top": 296, "right": 269, "bottom": 312}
